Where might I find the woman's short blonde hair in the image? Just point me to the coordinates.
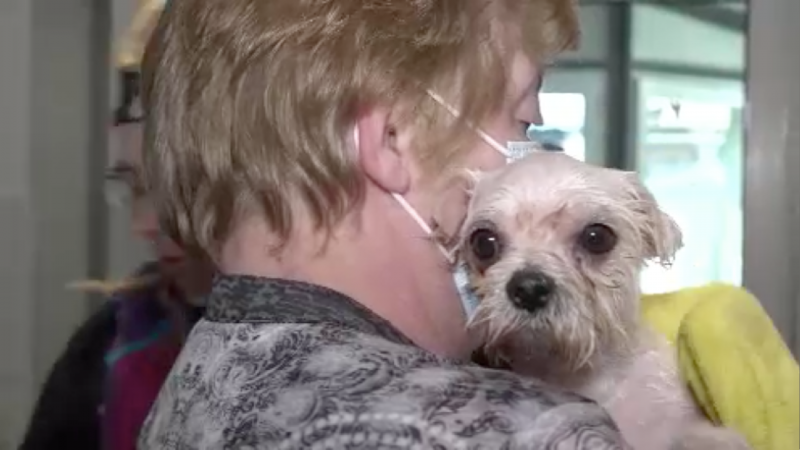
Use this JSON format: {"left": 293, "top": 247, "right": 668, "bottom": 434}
{"left": 142, "top": 0, "right": 578, "bottom": 257}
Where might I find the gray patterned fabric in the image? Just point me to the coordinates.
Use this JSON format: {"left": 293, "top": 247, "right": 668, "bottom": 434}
{"left": 138, "top": 275, "right": 629, "bottom": 449}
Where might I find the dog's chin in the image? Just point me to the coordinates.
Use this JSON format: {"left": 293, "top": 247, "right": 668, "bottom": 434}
{"left": 470, "top": 295, "right": 633, "bottom": 377}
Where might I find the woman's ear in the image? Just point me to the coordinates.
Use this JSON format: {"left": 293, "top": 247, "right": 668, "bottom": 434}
{"left": 354, "top": 107, "right": 410, "bottom": 195}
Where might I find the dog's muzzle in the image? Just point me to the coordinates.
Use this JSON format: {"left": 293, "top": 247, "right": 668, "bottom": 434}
{"left": 505, "top": 268, "right": 555, "bottom": 313}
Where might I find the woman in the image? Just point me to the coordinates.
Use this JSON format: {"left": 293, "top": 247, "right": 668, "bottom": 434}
{"left": 20, "top": 62, "right": 213, "bottom": 450}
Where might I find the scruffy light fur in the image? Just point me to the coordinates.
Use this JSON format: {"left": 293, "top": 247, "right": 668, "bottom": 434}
{"left": 448, "top": 152, "right": 750, "bottom": 450}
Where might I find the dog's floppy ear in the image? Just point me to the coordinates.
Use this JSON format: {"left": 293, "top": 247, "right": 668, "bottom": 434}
{"left": 432, "top": 169, "right": 483, "bottom": 253}
{"left": 620, "top": 171, "right": 683, "bottom": 266}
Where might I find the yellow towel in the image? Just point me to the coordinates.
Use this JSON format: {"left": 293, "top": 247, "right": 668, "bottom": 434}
{"left": 642, "top": 283, "right": 799, "bottom": 450}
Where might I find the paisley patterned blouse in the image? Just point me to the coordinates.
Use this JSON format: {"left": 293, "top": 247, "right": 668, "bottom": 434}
{"left": 139, "top": 275, "right": 628, "bottom": 449}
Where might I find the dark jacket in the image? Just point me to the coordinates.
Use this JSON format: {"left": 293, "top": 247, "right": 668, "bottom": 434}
{"left": 20, "top": 262, "right": 203, "bottom": 450}
{"left": 19, "top": 303, "right": 117, "bottom": 450}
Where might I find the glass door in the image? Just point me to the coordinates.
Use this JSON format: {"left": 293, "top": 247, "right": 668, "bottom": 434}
{"left": 634, "top": 73, "right": 745, "bottom": 294}
{"left": 532, "top": 93, "right": 587, "bottom": 160}
{"left": 535, "top": 69, "right": 608, "bottom": 165}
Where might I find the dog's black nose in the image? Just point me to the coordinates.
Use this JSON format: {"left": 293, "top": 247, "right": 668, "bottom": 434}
{"left": 505, "top": 269, "right": 555, "bottom": 312}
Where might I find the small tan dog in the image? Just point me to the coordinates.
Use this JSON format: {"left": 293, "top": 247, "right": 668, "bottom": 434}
{"left": 445, "top": 152, "right": 750, "bottom": 450}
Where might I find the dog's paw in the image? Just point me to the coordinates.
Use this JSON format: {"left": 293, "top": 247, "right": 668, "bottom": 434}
{"left": 671, "top": 425, "right": 752, "bottom": 450}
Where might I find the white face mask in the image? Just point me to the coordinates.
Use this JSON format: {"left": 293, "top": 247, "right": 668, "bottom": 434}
{"left": 425, "top": 90, "right": 541, "bottom": 163}
{"left": 355, "top": 91, "right": 540, "bottom": 320}
{"left": 390, "top": 191, "right": 483, "bottom": 320}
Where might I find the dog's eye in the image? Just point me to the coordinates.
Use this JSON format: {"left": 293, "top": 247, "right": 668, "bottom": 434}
{"left": 468, "top": 228, "right": 502, "bottom": 266}
{"left": 579, "top": 224, "right": 617, "bottom": 255}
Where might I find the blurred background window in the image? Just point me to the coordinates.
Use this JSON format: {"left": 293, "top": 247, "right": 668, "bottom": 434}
{"left": 535, "top": 0, "right": 746, "bottom": 294}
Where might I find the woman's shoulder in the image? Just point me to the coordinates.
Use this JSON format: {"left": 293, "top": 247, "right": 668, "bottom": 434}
{"left": 141, "top": 320, "right": 626, "bottom": 449}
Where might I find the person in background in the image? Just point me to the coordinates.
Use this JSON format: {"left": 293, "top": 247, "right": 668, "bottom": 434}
{"left": 19, "top": 65, "right": 213, "bottom": 450}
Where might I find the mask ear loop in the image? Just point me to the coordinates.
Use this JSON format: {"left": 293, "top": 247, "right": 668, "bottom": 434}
{"left": 354, "top": 125, "right": 456, "bottom": 264}
{"left": 392, "top": 194, "right": 456, "bottom": 264}
{"left": 425, "top": 90, "right": 509, "bottom": 157}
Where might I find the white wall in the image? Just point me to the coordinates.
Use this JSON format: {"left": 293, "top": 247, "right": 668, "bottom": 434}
{"left": 0, "top": 1, "right": 35, "bottom": 445}
{"left": 0, "top": 0, "right": 95, "bottom": 445}
{"left": 743, "top": 0, "right": 800, "bottom": 355}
